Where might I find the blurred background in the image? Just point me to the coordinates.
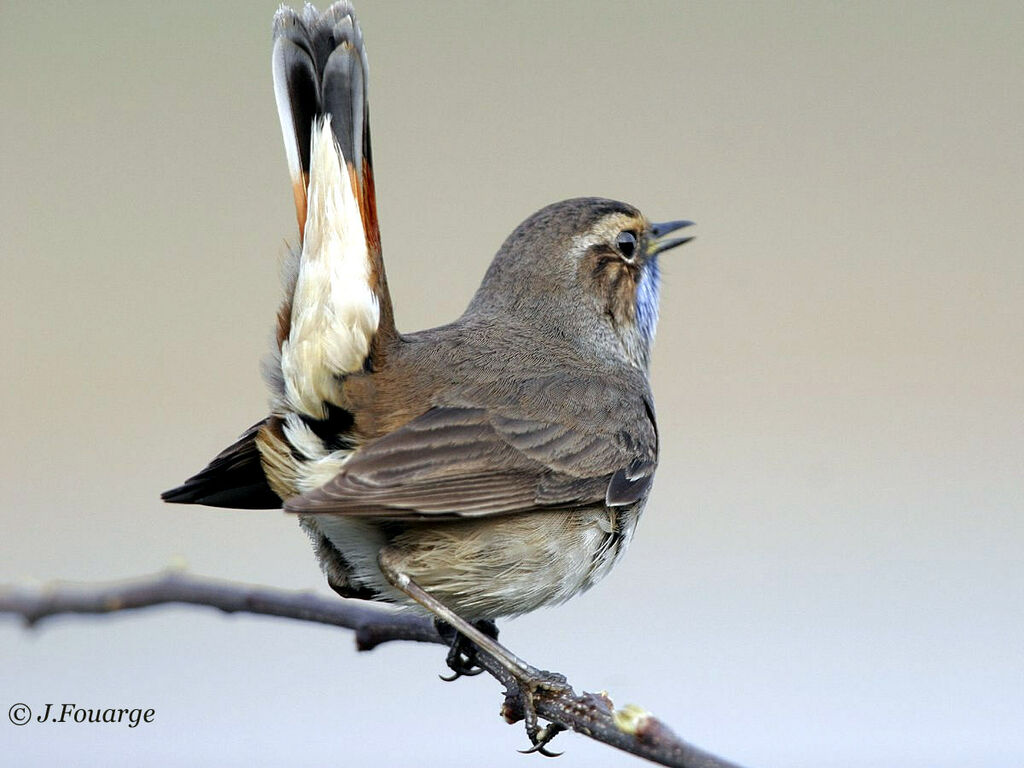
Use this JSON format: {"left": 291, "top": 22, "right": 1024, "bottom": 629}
{"left": 2, "top": 1, "right": 1021, "bottom": 766}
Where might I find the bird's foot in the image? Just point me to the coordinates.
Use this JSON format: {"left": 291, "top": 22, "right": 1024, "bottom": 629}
{"left": 435, "top": 618, "right": 498, "bottom": 682}
{"left": 378, "top": 563, "right": 571, "bottom": 754}
{"left": 502, "top": 669, "right": 573, "bottom": 757}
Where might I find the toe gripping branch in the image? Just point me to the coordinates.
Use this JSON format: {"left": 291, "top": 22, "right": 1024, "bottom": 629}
{"left": 381, "top": 559, "right": 576, "bottom": 756}
{"left": 436, "top": 617, "right": 571, "bottom": 756}
{"left": 435, "top": 618, "right": 497, "bottom": 681}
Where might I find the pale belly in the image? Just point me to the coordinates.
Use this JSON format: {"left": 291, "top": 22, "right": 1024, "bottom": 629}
{"left": 301, "top": 505, "right": 641, "bottom": 621}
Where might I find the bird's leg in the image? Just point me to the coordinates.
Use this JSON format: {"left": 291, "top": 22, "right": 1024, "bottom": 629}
{"left": 434, "top": 617, "right": 498, "bottom": 681}
{"left": 378, "top": 554, "right": 572, "bottom": 752}
{"left": 377, "top": 555, "right": 535, "bottom": 677}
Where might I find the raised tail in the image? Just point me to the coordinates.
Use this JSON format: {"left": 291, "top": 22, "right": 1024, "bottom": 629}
{"left": 165, "top": 3, "right": 393, "bottom": 510}
{"left": 271, "top": 3, "right": 395, "bottom": 366}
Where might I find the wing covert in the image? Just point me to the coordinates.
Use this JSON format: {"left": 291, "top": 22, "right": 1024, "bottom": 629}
{"left": 285, "top": 397, "right": 657, "bottom": 519}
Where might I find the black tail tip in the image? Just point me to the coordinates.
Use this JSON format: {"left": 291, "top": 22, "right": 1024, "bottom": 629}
{"left": 161, "top": 483, "right": 201, "bottom": 505}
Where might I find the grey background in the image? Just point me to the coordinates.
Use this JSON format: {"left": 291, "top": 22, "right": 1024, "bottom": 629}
{"left": 2, "top": 1, "right": 1021, "bottom": 766}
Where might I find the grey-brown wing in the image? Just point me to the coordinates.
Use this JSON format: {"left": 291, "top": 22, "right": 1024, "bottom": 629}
{"left": 284, "top": 402, "right": 656, "bottom": 519}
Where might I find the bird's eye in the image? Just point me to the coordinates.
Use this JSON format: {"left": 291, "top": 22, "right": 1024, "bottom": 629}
{"left": 616, "top": 230, "right": 638, "bottom": 260}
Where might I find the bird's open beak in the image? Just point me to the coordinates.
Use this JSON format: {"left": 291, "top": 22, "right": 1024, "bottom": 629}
{"left": 647, "top": 220, "right": 695, "bottom": 256}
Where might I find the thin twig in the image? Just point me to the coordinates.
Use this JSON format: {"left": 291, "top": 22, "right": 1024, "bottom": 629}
{"left": 0, "top": 570, "right": 746, "bottom": 768}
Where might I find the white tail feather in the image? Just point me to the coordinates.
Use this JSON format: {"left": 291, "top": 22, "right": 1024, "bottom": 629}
{"left": 281, "top": 117, "right": 379, "bottom": 419}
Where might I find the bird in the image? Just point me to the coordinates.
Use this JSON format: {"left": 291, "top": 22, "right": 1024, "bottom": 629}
{"left": 162, "top": 0, "right": 693, "bottom": 748}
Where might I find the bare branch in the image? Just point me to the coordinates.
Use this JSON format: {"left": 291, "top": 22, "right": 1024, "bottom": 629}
{"left": 0, "top": 570, "right": 746, "bottom": 768}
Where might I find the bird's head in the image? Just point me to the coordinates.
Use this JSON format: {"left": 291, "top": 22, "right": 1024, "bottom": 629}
{"left": 470, "top": 197, "right": 694, "bottom": 371}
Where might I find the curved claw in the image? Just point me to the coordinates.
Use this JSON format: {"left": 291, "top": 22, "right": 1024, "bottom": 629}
{"left": 518, "top": 742, "right": 564, "bottom": 758}
{"left": 437, "top": 618, "right": 498, "bottom": 682}
{"left": 438, "top": 666, "right": 484, "bottom": 682}
{"left": 519, "top": 723, "right": 566, "bottom": 758}
{"left": 442, "top": 644, "right": 486, "bottom": 681}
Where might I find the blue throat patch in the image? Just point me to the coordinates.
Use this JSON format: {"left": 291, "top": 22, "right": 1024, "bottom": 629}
{"left": 635, "top": 257, "right": 661, "bottom": 348}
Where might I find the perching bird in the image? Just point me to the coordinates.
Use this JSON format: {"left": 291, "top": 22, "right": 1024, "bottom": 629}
{"left": 162, "top": 1, "right": 693, "bottom": 748}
